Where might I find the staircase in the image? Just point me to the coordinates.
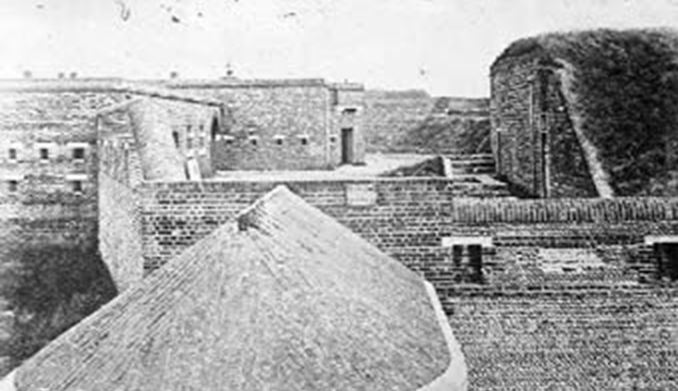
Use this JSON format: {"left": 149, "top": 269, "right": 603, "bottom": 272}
{"left": 438, "top": 152, "right": 514, "bottom": 198}
{"left": 446, "top": 153, "right": 496, "bottom": 175}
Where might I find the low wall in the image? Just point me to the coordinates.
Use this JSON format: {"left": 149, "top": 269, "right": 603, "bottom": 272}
{"left": 450, "top": 197, "right": 678, "bottom": 224}
{"left": 98, "top": 174, "right": 143, "bottom": 291}
{"left": 138, "top": 178, "right": 458, "bottom": 271}
{"left": 133, "top": 181, "right": 678, "bottom": 288}
{"left": 98, "top": 128, "right": 145, "bottom": 291}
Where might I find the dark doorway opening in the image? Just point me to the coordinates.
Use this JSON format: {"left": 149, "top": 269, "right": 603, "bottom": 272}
{"left": 211, "top": 117, "right": 220, "bottom": 141}
{"left": 341, "top": 128, "right": 354, "bottom": 164}
{"left": 172, "top": 131, "right": 180, "bottom": 149}
{"left": 468, "top": 244, "right": 484, "bottom": 284}
{"left": 654, "top": 242, "right": 678, "bottom": 280}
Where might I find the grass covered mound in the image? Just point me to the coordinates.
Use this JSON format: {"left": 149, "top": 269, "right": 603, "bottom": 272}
{"left": 404, "top": 116, "right": 491, "bottom": 154}
{"left": 364, "top": 90, "right": 491, "bottom": 154}
{"left": 494, "top": 28, "right": 678, "bottom": 196}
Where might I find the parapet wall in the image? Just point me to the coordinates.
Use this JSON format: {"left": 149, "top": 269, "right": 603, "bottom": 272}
{"left": 117, "top": 179, "right": 678, "bottom": 290}
{"left": 98, "top": 132, "right": 145, "bottom": 291}
{"left": 137, "top": 178, "right": 459, "bottom": 272}
{"left": 450, "top": 196, "right": 678, "bottom": 223}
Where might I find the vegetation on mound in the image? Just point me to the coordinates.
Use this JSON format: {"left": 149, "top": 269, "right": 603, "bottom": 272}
{"left": 403, "top": 116, "right": 491, "bottom": 154}
{"left": 1, "top": 244, "right": 116, "bottom": 367}
{"left": 364, "top": 91, "right": 491, "bottom": 154}
{"left": 496, "top": 28, "right": 678, "bottom": 195}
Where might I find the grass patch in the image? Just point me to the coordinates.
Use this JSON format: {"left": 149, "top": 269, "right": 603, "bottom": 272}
{"left": 1, "top": 244, "right": 116, "bottom": 367}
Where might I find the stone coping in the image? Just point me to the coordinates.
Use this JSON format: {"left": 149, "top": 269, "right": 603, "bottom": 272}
{"left": 144, "top": 175, "right": 496, "bottom": 185}
{"left": 0, "top": 369, "right": 15, "bottom": 391}
{"left": 437, "top": 284, "right": 678, "bottom": 298}
{"left": 166, "top": 78, "right": 328, "bottom": 88}
{"left": 0, "top": 81, "right": 224, "bottom": 107}
{"left": 418, "top": 281, "right": 468, "bottom": 391}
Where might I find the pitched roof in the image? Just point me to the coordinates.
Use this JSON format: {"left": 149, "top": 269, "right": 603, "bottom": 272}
{"left": 6, "top": 186, "right": 465, "bottom": 391}
{"left": 492, "top": 28, "right": 678, "bottom": 196}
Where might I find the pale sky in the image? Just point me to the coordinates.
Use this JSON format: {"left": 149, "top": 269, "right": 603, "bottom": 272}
{"left": 2, "top": 0, "right": 678, "bottom": 96}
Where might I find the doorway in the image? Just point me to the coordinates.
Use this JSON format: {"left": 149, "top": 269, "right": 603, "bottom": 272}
{"left": 341, "top": 128, "right": 354, "bottom": 164}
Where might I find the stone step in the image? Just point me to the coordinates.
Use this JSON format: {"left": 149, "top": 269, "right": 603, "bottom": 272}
{"left": 450, "top": 167, "right": 495, "bottom": 175}
{"left": 449, "top": 160, "right": 494, "bottom": 166}
{"left": 446, "top": 153, "right": 494, "bottom": 160}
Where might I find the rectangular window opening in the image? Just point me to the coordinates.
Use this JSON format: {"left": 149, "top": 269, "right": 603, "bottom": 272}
{"left": 39, "top": 148, "right": 49, "bottom": 160}
{"left": 8, "top": 148, "right": 17, "bottom": 160}
{"left": 72, "top": 147, "right": 85, "bottom": 160}
{"left": 72, "top": 180, "right": 83, "bottom": 193}
{"left": 7, "top": 180, "right": 18, "bottom": 192}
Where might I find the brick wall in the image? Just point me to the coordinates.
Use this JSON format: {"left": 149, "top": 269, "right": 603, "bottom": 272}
{"left": 445, "top": 197, "right": 678, "bottom": 284}
{"left": 446, "top": 287, "right": 678, "bottom": 390}
{"left": 450, "top": 196, "right": 678, "bottom": 223}
{"left": 0, "top": 88, "right": 118, "bottom": 376}
{"left": 129, "top": 185, "right": 678, "bottom": 290}
{"left": 0, "top": 92, "right": 128, "bottom": 210}
{"left": 173, "top": 80, "right": 361, "bottom": 170}
{"left": 113, "top": 177, "right": 678, "bottom": 390}
{"left": 330, "top": 85, "right": 366, "bottom": 165}
{"left": 491, "top": 56, "right": 597, "bottom": 197}
{"left": 135, "top": 178, "right": 512, "bottom": 275}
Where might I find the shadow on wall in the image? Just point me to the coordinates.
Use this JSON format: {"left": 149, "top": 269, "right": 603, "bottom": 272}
{"left": 0, "top": 244, "right": 117, "bottom": 369}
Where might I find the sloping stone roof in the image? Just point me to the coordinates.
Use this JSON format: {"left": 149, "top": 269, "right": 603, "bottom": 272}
{"left": 5, "top": 186, "right": 466, "bottom": 391}
{"left": 98, "top": 97, "right": 221, "bottom": 181}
